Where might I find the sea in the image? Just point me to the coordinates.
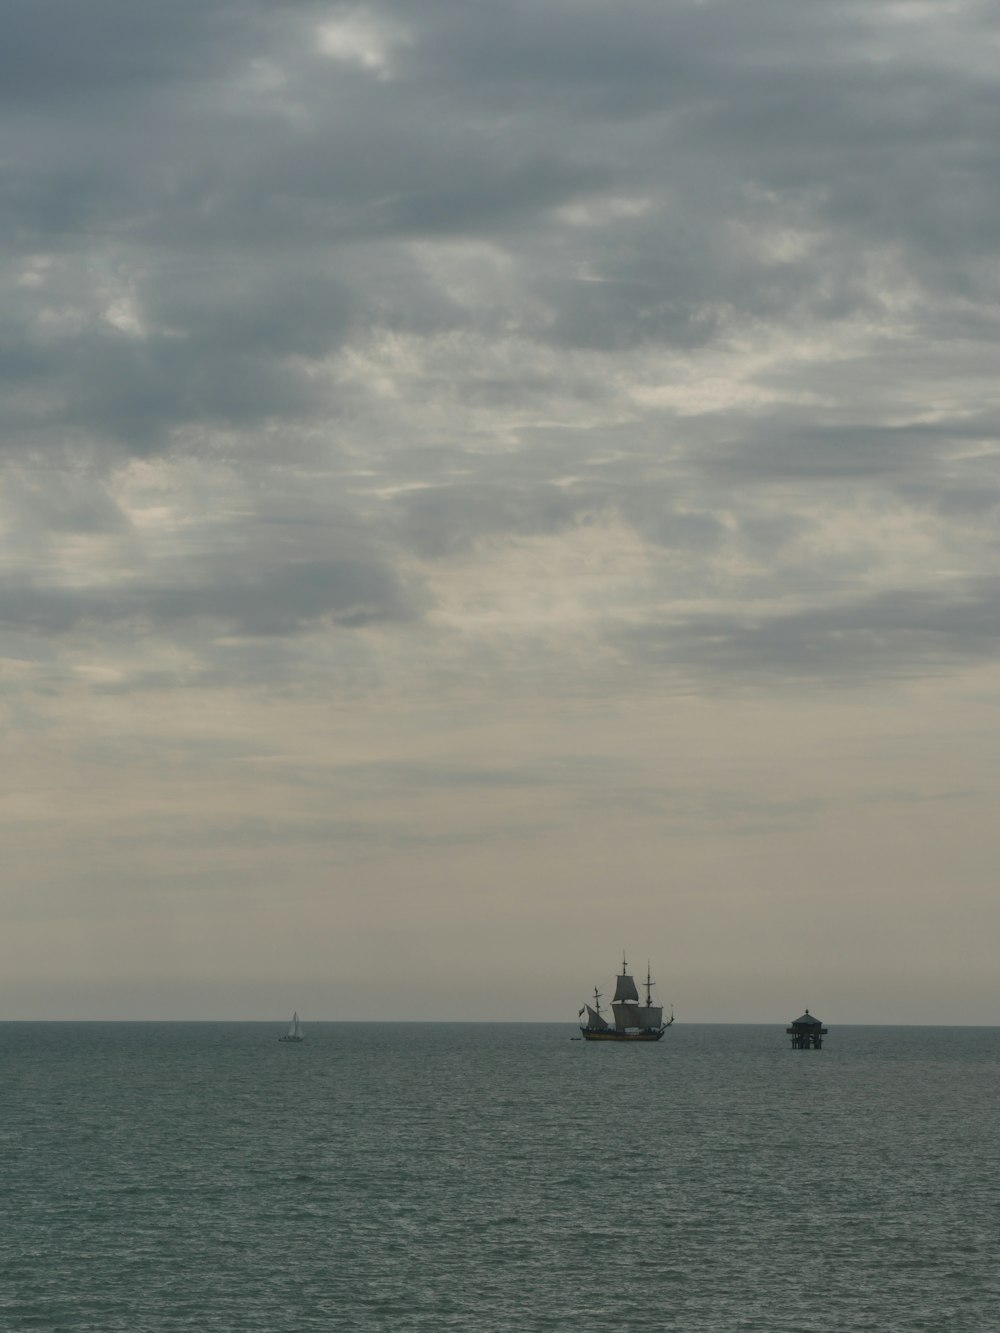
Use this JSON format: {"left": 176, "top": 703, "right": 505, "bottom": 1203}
{"left": 1, "top": 1022, "right": 998, "bottom": 1332}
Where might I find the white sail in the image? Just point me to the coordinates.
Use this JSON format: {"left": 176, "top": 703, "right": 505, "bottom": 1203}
{"left": 638, "top": 1005, "right": 663, "bottom": 1030}
{"left": 613, "top": 973, "right": 640, "bottom": 1003}
{"left": 584, "top": 1005, "right": 609, "bottom": 1029}
{"left": 279, "top": 1011, "right": 304, "bottom": 1041}
{"left": 613, "top": 1001, "right": 642, "bottom": 1029}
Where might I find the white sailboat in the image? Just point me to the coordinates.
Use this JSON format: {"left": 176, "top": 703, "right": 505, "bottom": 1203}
{"left": 278, "top": 1011, "right": 304, "bottom": 1042}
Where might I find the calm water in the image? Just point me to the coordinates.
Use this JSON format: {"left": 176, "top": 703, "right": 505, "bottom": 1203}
{"left": 1, "top": 1023, "right": 998, "bottom": 1331}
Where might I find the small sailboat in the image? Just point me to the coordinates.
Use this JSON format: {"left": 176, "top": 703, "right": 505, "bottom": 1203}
{"left": 278, "top": 1011, "right": 304, "bottom": 1043}
{"left": 579, "top": 956, "right": 673, "bottom": 1041}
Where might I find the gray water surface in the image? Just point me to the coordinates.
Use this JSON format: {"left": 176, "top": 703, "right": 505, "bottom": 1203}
{"left": 2, "top": 1022, "right": 998, "bottom": 1331}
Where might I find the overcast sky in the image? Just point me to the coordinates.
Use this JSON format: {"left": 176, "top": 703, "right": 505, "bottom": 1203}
{"left": 3, "top": 0, "right": 1000, "bottom": 1022}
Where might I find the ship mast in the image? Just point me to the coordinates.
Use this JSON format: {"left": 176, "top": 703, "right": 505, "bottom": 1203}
{"left": 592, "top": 986, "right": 603, "bottom": 1018}
{"left": 645, "top": 961, "right": 654, "bottom": 1007}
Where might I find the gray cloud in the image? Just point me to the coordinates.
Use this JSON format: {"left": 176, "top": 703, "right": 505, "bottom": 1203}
{"left": 0, "top": 556, "right": 413, "bottom": 636}
{"left": 4, "top": 0, "right": 1000, "bottom": 1020}
{"left": 624, "top": 581, "right": 1000, "bottom": 686}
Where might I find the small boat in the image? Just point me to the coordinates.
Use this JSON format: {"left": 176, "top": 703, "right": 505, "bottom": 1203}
{"left": 278, "top": 1011, "right": 304, "bottom": 1043}
{"left": 579, "top": 956, "right": 673, "bottom": 1041}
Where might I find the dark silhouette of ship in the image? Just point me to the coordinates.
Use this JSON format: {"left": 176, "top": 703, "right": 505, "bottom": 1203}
{"left": 579, "top": 955, "right": 673, "bottom": 1041}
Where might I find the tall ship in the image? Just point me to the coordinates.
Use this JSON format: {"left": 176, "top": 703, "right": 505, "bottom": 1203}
{"left": 579, "top": 956, "right": 673, "bottom": 1041}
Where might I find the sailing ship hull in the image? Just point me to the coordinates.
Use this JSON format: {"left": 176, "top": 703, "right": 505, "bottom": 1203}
{"left": 278, "top": 1035, "right": 304, "bottom": 1042}
{"left": 581, "top": 1028, "right": 665, "bottom": 1041}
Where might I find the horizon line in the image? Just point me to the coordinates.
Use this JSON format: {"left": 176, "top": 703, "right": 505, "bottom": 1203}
{"left": 2, "top": 1018, "right": 1000, "bottom": 1028}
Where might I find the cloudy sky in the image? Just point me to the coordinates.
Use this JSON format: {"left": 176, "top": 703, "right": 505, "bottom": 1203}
{"left": 3, "top": 0, "right": 1000, "bottom": 1022}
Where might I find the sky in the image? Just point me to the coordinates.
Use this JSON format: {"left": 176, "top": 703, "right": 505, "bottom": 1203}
{"left": 3, "top": 0, "right": 1000, "bottom": 1023}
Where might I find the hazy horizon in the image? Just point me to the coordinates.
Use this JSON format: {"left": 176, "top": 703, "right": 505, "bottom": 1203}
{"left": 5, "top": 1015, "right": 999, "bottom": 1027}
{"left": 3, "top": 0, "right": 1000, "bottom": 1025}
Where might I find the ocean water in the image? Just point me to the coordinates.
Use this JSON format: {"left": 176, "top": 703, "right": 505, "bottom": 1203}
{"left": 1, "top": 1023, "right": 998, "bottom": 1331}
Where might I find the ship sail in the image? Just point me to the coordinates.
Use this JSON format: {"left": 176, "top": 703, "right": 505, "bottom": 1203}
{"left": 613, "top": 975, "right": 639, "bottom": 1002}
{"left": 612, "top": 954, "right": 640, "bottom": 1003}
{"left": 613, "top": 1001, "right": 642, "bottom": 1028}
{"left": 636, "top": 962, "right": 664, "bottom": 1030}
{"left": 585, "top": 1004, "right": 608, "bottom": 1030}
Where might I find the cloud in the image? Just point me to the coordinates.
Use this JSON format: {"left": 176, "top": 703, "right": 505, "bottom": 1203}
{"left": 316, "top": 12, "right": 411, "bottom": 78}
{"left": 623, "top": 581, "right": 1000, "bottom": 686}
{"left": 0, "top": 556, "right": 411, "bottom": 635}
{"left": 4, "top": 0, "right": 1000, "bottom": 1019}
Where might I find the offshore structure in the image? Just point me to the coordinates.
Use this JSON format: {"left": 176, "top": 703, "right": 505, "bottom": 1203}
{"left": 787, "top": 1009, "right": 827, "bottom": 1049}
{"left": 579, "top": 955, "right": 673, "bottom": 1041}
